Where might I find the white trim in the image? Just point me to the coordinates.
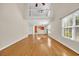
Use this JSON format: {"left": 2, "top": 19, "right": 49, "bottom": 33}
{"left": 63, "top": 36, "right": 72, "bottom": 40}
{"left": 76, "top": 25, "right": 79, "bottom": 27}
{"left": 49, "top": 33, "right": 79, "bottom": 54}
{"left": 0, "top": 34, "right": 28, "bottom": 51}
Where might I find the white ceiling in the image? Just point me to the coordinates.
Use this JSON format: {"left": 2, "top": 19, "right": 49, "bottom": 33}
{"left": 28, "top": 3, "right": 51, "bottom": 17}
{"left": 17, "top": 3, "right": 53, "bottom": 20}
{"left": 29, "top": 3, "right": 50, "bottom": 9}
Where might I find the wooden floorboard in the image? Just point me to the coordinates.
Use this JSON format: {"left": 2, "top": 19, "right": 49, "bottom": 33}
{"left": 0, "top": 34, "right": 79, "bottom": 56}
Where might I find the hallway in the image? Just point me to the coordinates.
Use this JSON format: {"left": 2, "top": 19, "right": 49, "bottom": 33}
{"left": 0, "top": 3, "right": 79, "bottom": 56}
{"left": 0, "top": 34, "right": 78, "bottom": 56}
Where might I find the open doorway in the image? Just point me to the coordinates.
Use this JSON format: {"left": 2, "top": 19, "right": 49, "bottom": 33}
{"left": 32, "top": 25, "right": 48, "bottom": 41}
{"left": 33, "top": 25, "right": 48, "bottom": 35}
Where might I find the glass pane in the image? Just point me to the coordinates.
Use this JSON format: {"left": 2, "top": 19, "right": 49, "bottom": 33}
{"left": 67, "top": 17, "right": 73, "bottom": 26}
{"left": 64, "top": 28, "right": 68, "bottom": 37}
{"left": 63, "top": 18, "right": 68, "bottom": 27}
{"left": 75, "top": 27, "right": 79, "bottom": 42}
{"left": 68, "top": 28, "right": 72, "bottom": 38}
{"left": 76, "top": 16, "right": 79, "bottom": 25}
{"left": 63, "top": 15, "right": 73, "bottom": 27}
{"left": 64, "top": 28, "right": 72, "bottom": 38}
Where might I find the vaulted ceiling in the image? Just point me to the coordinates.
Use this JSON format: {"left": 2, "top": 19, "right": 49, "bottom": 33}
{"left": 17, "top": 3, "right": 53, "bottom": 20}
{"left": 17, "top": 3, "right": 79, "bottom": 21}
{"left": 28, "top": 3, "right": 50, "bottom": 16}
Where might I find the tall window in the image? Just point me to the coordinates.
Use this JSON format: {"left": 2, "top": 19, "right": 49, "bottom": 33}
{"left": 62, "top": 10, "right": 79, "bottom": 42}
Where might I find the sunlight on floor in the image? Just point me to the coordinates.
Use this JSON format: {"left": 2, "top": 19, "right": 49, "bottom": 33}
{"left": 63, "top": 53, "right": 67, "bottom": 56}
{"left": 48, "top": 38, "right": 51, "bottom": 48}
{"left": 37, "top": 36, "right": 41, "bottom": 40}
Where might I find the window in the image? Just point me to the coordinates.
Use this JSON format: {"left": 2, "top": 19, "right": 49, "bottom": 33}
{"left": 62, "top": 10, "right": 79, "bottom": 42}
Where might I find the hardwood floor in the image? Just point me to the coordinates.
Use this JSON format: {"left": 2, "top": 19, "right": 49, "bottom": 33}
{"left": 0, "top": 34, "right": 79, "bottom": 56}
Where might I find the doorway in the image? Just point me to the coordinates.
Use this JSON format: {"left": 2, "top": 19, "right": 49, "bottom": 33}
{"left": 33, "top": 25, "right": 48, "bottom": 35}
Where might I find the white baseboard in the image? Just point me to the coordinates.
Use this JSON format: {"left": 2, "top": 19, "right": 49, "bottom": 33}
{"left": 0, "top": 34, "right": 28, "bottom": 51}
{"left": 49, "top": 33, "right": 79, "bottom": 54}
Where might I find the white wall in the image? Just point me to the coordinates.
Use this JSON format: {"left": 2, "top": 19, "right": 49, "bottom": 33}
{"left": 49, "top": 3, "right": 79, "bottom": 53}
{"left": 0, "top": 4, "right": 28, "bottom": 50}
